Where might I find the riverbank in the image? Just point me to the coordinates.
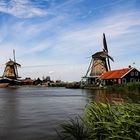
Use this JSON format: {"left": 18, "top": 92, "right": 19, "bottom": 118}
{"left": 1, "top": 81, "right": 140, "bottom": 93}
{"left": 81, "top": 82, "right": 140, "bottom": 91}
{"left": 107, "top": 82, "right": 140, "bottom": 92}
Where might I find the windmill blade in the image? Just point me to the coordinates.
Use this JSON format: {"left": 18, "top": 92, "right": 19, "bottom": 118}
{"left": 103, "top": 51, "right": 114, "bottom": 62}
{"left": 106, "top": 54, "right": 114, "bottom": 62}
{"left": 13, "top": 49, "right": 16, "bottom": 62}
{"left": 13, "top": 49, "right": 21, "bottom": 66}
{"left": 107, "top": 58, "right": 111, "bottom": 71}
{"left": 86, "top": 59, "right": 92, "bottom": 76}
{"left": 85, "top": 55, "right": 92, "bottom": 59}
{"left": 103, "top": 33, "right": 108, "bottom": 52}
{"left": 13, "top": 49, "right": 19, "bottom": 78}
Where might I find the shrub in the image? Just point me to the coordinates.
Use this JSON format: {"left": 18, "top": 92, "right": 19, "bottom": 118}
{"left": 108, "top": 82, "right": 140, "bottom": 92}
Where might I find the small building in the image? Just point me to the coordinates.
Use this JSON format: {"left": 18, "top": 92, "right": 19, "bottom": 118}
{"left": 33, "top": 78, "right": 42, "bottom": 85}
{"left": 21, "top": 78, "right": 34, "bottom": 85}
{"left": 99, "top": 67, "right": 140, "bottom": 85}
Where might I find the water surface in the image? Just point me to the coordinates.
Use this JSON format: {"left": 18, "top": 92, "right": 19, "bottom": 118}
{"left": 0, "top": 87, "right": 139, "bottom": 140}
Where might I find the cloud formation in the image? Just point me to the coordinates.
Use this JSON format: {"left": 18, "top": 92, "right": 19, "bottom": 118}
{"left": 0, "top": 0, "right": 47, "bottom": 18}
{"left": 0, "top": 0, "right": 140, "bottom": 81}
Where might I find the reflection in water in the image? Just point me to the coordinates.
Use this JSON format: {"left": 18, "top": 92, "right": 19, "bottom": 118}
{"left": 0, "top": 88, "right": 20, "bottom": 140}
{"left": 94, "top": 90, "right": 124, "bottom": 104}
{"left": 0, "top": 87, "right": 139, "bottom": 140}
{"left": 84, "top": 89, "right": 140, "bottom": 104}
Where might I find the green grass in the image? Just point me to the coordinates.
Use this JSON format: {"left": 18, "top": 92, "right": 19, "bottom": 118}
{"left": 107, "top": 82, "right": 140, "bottom": 92}
{"left": 65, "top": 82, "right": 80, "bottom": 88}
{"left": 58, "top": 102, "right": 140, "bottom": 140}
{"left": 57, "top": 117, "right": 90, "bottom": 140}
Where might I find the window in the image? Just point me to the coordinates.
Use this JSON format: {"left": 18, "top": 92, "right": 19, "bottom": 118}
{"left": 135, "top": 79, "right": 139, "bottom": 82}
{"left": 130, "top": 78, "right": 134, "bottom": 82}
{"left": 131, "top": 72, "right": 134, "bottom": 76}
{"left": 122, "top": 78, "right": 126, "bottom": 84}
{"left": 135, "top": 72, "right": 139, "bottom": 76}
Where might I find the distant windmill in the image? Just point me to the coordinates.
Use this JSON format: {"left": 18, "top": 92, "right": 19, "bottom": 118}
{"left": 2, "top": 49, "right": 21, "bottom": 80}
{"left": 84, "top": 33, "right": 114, "bottom": 84}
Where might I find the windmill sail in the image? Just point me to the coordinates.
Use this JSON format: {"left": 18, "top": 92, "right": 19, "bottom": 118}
{"left": 86, "top": 59, "right": 92, "bottom": 76}
{"left": 13, "top": 49, "right": 19, "bottom": 78}
{"left": 103, "top": 33, "right": 114, "bottom": 71}
{"left": 103, "top": 33, "right": 108, "bottom": 52}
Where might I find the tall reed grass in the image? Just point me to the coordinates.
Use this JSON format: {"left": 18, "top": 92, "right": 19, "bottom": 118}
{"left": 58, "top": 102, "right": 140, "bottom": 140}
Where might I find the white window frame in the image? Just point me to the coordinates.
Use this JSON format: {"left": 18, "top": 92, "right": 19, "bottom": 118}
{"left": 122, "top": 78, "right": 126, "bottom": 84}
{"left": 130, "top": 78, "right": 134, "bottom": 82}
{"left": 135, "top": 72, "right": 139, "bottom": 76}
{"left": 131, "top": 72, "right": 134, "bottom": 76}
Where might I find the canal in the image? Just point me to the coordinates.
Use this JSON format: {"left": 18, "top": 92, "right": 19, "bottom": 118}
{"left": 0, "top": 87, "right": 139, "bottom": 140}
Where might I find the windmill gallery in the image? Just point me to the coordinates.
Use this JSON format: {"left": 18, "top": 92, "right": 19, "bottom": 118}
{"left": 0, "top": 33, "right": 140, "bottom": 88}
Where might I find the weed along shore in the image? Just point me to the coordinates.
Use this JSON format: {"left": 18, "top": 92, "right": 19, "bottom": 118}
{"left": 58, "top": 102, "right": 140, "bottom": 140}
{"left": 57, "top": 82, "right": 140, "bottom": 139}
{"left": 107, "top": 82, "right": 140, "bottom": 92}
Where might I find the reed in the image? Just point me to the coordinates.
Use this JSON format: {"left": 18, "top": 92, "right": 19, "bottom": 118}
{"left": 58, "top": 102, "right": 140, "bottom": 140}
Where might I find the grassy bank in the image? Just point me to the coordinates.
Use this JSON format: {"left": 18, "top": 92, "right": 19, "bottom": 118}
{"left": 107, "top": 82, "right": 140, "bottom": 92}
{"left": 58, "top": 102, "right": 140, "bottom": 140}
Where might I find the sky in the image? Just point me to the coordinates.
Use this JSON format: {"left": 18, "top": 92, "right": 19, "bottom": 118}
{"left": 0, "top": 0, "right": 140, "bottom": 81}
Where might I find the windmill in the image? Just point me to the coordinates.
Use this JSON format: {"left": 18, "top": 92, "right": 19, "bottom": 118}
{"left": 83, "top": 33, "right": 114, "bottom": 85}
{"left": 2, "top": 49, "right": 21, "bottom": 80}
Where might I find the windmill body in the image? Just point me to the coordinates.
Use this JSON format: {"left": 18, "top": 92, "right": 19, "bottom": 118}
{"left": 3, "top": 59, "right": 21, "bottom": 80}
{"left": 82, "top": 33, "right": 114, "bottom": 86}
{"left": 0, "top": 50, "right": 21, "bottom": 86}
{"left": 90, "top": 51, "right": 109, "bottom": 76}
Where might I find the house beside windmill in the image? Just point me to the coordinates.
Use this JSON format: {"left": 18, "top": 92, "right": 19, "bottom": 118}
{"left": 99, "top": 66, "right": 140, "bottom": 85}
{"left": 82, "top": 33, "right": 114, "bottom": 86}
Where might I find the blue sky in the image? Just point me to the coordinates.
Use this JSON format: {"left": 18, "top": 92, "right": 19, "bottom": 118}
{"left": 0, "top": 0, "right": 140, "bottom": 81}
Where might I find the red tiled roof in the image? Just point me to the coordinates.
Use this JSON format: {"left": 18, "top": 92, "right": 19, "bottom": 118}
{"left": 99, "top": 68, "right": 132, "bottom": 79}
{"left": 21, "top": 79, "right": 33, "bottom": 83}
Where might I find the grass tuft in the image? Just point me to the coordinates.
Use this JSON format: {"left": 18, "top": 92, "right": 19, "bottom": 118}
{"left": 58, "top": 102, "right": 140, "bottom": 140}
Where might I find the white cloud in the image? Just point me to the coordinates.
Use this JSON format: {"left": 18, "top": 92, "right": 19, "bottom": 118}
{"left": 51, "top": 10, "right": 140, "bottom": 56}
{"left": 0, "top": 0, "right": 47, "bottom": 18}
{"left": 1, "top": 9, "right": 140, "bottom": 81}
{"left": 0, "top": 0, "right": 140, "bottom": 81}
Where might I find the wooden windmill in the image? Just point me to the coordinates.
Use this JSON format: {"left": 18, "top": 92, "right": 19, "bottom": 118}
{"left": 84, "top": 33, "right": 114, "bottom": 85}
{"left": 2, "top": 50, "right": 21, "bottom": 80}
